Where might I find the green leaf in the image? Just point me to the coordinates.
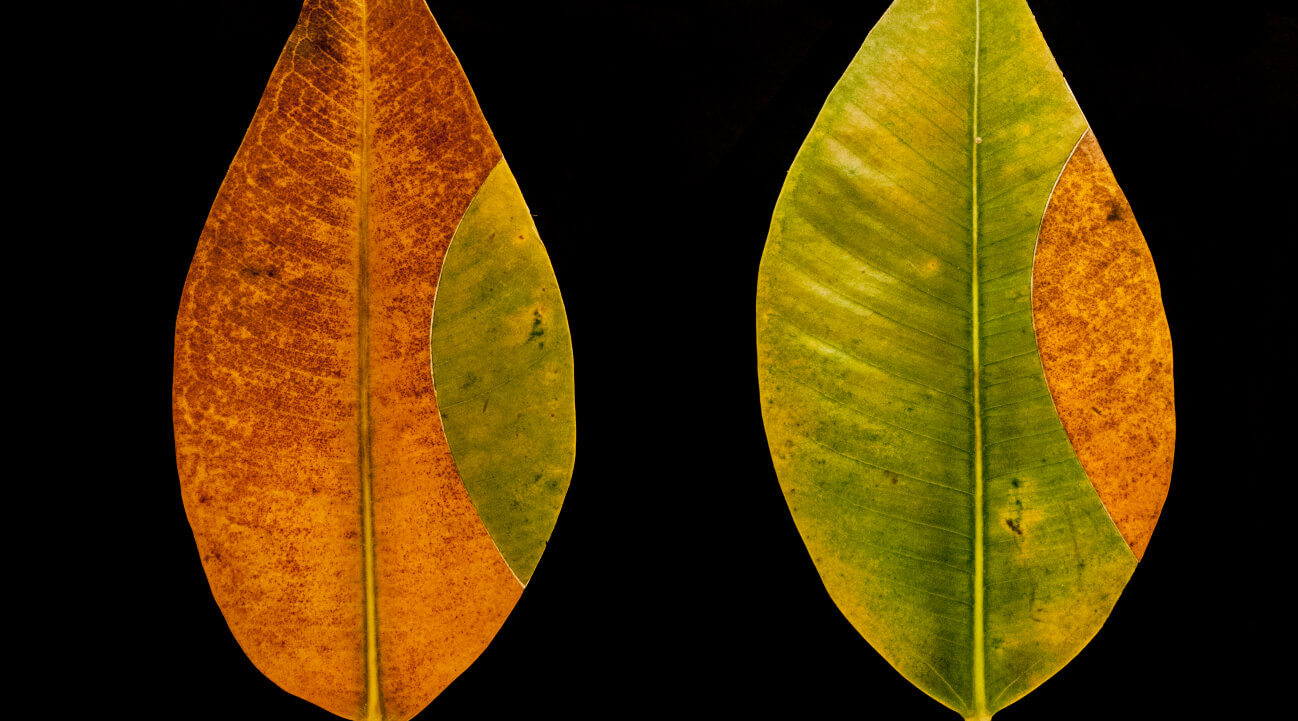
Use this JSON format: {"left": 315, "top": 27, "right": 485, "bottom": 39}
{"left": 756, "top": 0, "right": 1168, "bottom": 717}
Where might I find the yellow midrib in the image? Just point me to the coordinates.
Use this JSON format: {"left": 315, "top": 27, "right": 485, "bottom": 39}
{"left": 355, "top": 1, "right": 382, "bottom": 719}
{"left": 969, "top": 0, "right": 987, "bottom": 719}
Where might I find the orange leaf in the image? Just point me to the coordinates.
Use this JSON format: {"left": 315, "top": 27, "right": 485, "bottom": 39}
{"left": 171, "top": 2, "right": 569, "bottom": 718}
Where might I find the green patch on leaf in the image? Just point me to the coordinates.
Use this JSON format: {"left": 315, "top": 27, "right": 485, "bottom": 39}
{"left": 432, "top": 161, "right": 576, "bottom": 585}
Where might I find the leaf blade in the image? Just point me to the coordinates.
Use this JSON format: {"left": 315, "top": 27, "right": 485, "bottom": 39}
{"left": 757, "top": 0, "right": 1167, "bottom": 716}
{"left": 171, "top": 2, "right": 573, "bottom": 718}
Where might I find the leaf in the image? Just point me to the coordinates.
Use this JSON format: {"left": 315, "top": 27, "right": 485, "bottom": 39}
{"left": 755, "top": 1, "right": 1174, "bottom": 718}
{"left": 171, "top": 2, "right": 575, "bottom": 719}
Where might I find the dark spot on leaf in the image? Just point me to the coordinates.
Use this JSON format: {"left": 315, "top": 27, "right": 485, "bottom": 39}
{"left": 526, "top": 310, "right": 545, "bottom": 343}
{"left": 240, "top": 264, "right": 278, "bottom": 280}
{"left": 304, "top": 21, "right": 344, "bottom": 64}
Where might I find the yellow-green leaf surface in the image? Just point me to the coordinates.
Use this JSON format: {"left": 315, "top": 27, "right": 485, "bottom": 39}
{"left": 432, "top": 161, "right": 576, "bottom": 585}
{"left": 756, "top": 0, "right": 1171, "bottom": 718}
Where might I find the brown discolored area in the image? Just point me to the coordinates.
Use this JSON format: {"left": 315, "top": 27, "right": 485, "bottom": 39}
{"left": 1032, "top": 130, "right": 1175, "bottom": 560}
{"left": 172, "top": 2, "right": 521, "bottom": 719}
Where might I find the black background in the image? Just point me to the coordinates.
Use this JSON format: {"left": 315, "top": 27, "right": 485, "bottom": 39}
{"left": 89, "top": 1, "right": 1293, "bottom": 718}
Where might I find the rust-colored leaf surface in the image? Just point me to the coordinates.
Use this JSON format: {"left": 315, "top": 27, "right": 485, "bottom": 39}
{"left": 1032, "top": 130, "right": 1176, "bottom": 559}
{"left": 172, "top": 2, "right": 529, "bottom": 718}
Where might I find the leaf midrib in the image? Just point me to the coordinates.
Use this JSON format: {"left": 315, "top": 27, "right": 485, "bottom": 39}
{"left": 969, "top": 1, "right": 987, "bottom": 719}
{"left": 354, "top": 1, "right": 383, "bottom": 719}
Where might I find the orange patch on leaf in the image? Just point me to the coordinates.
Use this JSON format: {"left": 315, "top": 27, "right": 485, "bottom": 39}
{"left": 1032, "top": 130, "right": 1175, "bottom": 560}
